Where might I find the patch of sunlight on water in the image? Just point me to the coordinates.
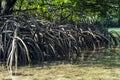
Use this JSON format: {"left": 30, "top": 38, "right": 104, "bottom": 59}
{"left": 108, "top": 28, "right": 120, "bottom": 33}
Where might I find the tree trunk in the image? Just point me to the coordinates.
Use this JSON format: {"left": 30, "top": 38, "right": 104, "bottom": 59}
{"left": 0, "top": 0, "right": 2, "bottom": 14}
{"left": 1, "top": 0, "right": 17, "bottom": 15}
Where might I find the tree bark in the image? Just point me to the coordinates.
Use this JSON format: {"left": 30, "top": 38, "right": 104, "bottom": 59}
{"left": 1, "top": 0, "right": 17, "bottom": 15}
{"left": 0, "top": 0, "right": 2, "bottom": 14}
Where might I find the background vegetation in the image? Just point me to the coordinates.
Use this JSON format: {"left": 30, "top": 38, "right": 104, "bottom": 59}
{"left": 10, "top": 0, "right": 119, "bottom": 27}
{"left": 0, "top": 0, "right": 119, "bottom": 26}
{"left": 0, "top": 1, "right": 120, "bottom": 78}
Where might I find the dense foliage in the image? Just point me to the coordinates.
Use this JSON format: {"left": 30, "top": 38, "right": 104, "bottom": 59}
{"left": 0, "top": 0, "right": 119, "bottom": 26}
{"left": 0, "top": 0, "right": 120, "bottom": 74}
{"left": 12, "top": 0, "right": 119, "bottom": 26}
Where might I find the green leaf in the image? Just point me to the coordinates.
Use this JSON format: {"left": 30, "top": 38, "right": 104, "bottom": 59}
{"left": 64, "top": 0, "right": 69, "bottom": 3}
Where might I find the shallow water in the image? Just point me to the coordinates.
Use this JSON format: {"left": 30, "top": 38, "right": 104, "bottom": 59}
{"left": 0, "top": 49, "right": 120, "bottom": 80}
